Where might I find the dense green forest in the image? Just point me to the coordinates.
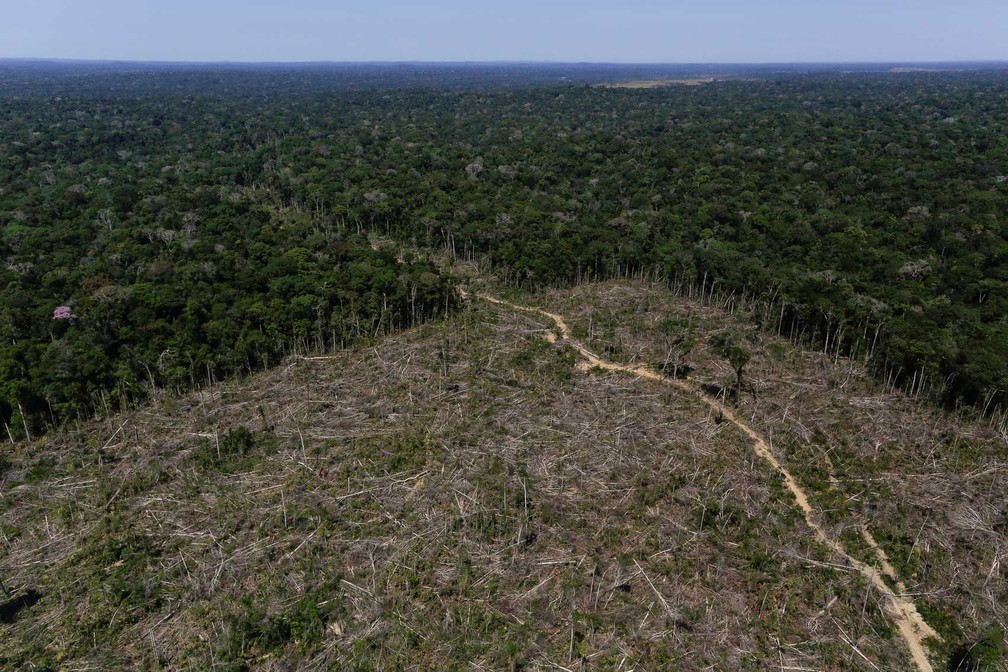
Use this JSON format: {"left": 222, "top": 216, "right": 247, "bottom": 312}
{"left": 1, "top": 63, "right": 1007, "bottom": 436}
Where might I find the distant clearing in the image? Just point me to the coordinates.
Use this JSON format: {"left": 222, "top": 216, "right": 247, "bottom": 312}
{"left": 598, "top": 78, "right": 716, "bottom": 88}
{"left": 889, "top": 67, "right": 956, "bottom": 73}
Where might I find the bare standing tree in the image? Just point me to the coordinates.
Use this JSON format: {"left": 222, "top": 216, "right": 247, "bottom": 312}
{"left": 97, "top": 208, "right": 115, "bottom": 230}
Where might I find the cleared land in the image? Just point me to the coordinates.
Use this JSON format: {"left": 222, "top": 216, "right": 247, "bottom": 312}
{"left": 1, "top": 279, "right": 1005, "bottom": 671}
{"left": 596, "top": 78, "right": 716, "bottom": 88}
{"left": 473, "top": 289, "right": 939, "bottom": 671}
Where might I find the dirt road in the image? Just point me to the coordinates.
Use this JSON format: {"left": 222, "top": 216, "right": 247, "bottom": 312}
{"left": 475, "top": 291, "right": 940, "bottom": 672}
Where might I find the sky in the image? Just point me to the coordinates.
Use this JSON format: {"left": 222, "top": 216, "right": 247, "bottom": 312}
{"left": 2, "top": 0, "right": 1007, "bottom": 64}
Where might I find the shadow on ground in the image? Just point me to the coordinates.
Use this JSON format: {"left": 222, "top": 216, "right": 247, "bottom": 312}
{"left": 0, "top": 590, "right": 41, "bottom": 624}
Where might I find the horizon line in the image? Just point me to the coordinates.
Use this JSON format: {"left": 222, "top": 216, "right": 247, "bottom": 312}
{"left": 3, "top": 57, "right": 1008, "bottom": 67}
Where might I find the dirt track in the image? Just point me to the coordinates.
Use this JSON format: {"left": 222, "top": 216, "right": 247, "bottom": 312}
{"left": 475, "top": 291, "right": 940, "bottom": 672}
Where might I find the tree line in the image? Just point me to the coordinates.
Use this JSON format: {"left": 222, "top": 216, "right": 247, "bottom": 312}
{"left": 2, "top": 65, "right": 1006, "bottom": 436}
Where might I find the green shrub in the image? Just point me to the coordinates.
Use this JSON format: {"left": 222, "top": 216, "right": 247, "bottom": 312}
{"left": 224, "top": 582, "right": 343, "bottom": 664}
{"left": 25, "top": 457, "right": 55, "bottom": 483}
{"left": 192, "top": 425, "right": 265, "bottom": 469}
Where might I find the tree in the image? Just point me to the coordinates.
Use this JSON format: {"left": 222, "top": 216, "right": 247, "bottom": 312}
{"left": 710, "top": 331, "right": 750, "bottom": 398}
{"left": 658, "top": 318, "right": 697, "bottom": 379}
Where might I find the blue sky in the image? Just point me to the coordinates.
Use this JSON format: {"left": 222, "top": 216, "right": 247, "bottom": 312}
{"left": 2, "top": 0, "right": 1007, "bottom": 63}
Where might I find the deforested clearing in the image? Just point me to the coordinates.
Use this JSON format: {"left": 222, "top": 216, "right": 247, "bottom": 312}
{"left": 598, "top": 78, "right": 716, "bottom": 88}
{"left": 2, "top": 279, "right": 1004, "bottom": 671}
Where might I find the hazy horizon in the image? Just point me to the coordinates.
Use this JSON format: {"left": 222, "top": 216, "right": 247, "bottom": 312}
{"left": 4, "top": 57, "right": 1008, "bottom": 66}
{"left": 3, "top": 1, "right": 1008, "bottom": 64}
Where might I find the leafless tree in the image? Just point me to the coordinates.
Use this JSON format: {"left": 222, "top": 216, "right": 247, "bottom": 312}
{"left": 97, "top": 208, "right": 115, "bottom": 230}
